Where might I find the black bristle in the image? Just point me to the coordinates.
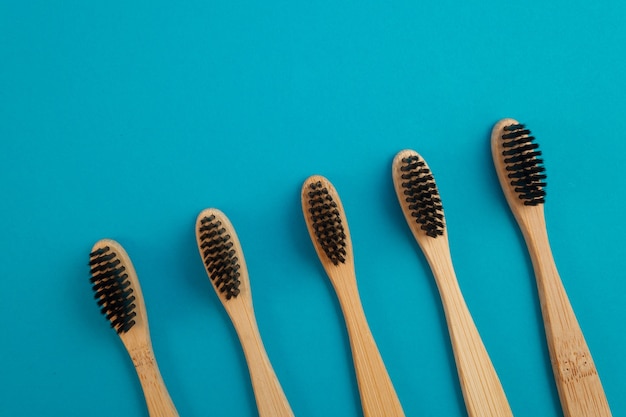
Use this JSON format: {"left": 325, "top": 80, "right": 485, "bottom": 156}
{"left": 89, "top": 246, "right": 137, "bottom": 334}
{"left": 500, "top": 123, "right": 547, "bottom": 205}
{"left": 198, "top": 215, "right": 241, "bottom": 299}
{"left": 399, "top": 155, "right": 444, "bottom": 238}
{"left": 307, "top": 181, "right": 347, "bottom": 265}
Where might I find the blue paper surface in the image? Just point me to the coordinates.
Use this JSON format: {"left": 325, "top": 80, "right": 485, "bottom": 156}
{"left": 1, "top": 1, "right": 625, "bottom": 416}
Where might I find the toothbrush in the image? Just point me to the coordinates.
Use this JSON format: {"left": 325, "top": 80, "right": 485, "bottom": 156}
{"left": 195, "top": 209, "right": 294, "bottom": 417}
{"left": 89, "top": 239, "right": 179, "bottom": 417}
{"left": 491, "top": 119, "right": 611, "bottom": 417}
{"left": 301, "top": 175, "right": 406, "bottom": 417}
{"left": 392, "top": 150, "right": 513, "bottom": 417}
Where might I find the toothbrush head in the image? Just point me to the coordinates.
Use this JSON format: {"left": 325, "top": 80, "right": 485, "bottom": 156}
{"left": 301, "top": 175, "right": 353, "bottom": 267}
{"left": 196, "top": 209, "right": 244, "bottom": 300}
{"left": 89, "top": 240, "right": 138, "bottom": 334}
{"left": 492, "top": 119, "right": 547, "bottom": 206}
{"left": 392, "top": 150, "right": 445, "bottom": 238}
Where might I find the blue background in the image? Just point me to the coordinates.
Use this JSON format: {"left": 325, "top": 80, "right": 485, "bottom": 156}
{"left": 1, "top": 0, "right": 625, "bottom": 416}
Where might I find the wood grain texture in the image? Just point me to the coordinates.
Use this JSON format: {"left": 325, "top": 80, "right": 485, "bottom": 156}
{"left": 92, "top": 239, "right": 179, "bottom": 417}
{"left": 195, "top": 209, "right": 294, "bottom": 417}
{"left": 301, "top": 175, "right": 406, "bottom": 417}
{"left": 392, "top": 151, "right": 513, "bottom": 417}
{"left": 491, "top": 119, "right": 612, "bottom": 417}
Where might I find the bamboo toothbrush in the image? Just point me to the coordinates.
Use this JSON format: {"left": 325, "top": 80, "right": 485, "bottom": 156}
{"left": 89, "top": 239, "right": 179, "bottom": 417}
{"left": 195, "top": 209, "right": 294, "bottom": 417}
{"left": 491, "top": 119, "right": 611, "bottom": 417}
{"left": 392, "top": 150, "right": 513, "bottom": 417}
{"left": 301, "top": 175, "right": 405, "bottom": 417}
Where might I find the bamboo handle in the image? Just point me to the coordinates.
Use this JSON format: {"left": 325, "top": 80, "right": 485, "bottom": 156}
{"left": 231, "top": 309, "right": 294, "bottom": 417}
{"left": 431, "top": 256, "right": 513, "bottom": 417}
{"left": 129, "top": 346, "right": 179, "bottom": 417}
{"left": 525, "top": 218, "right": 611, "bottom": 417}
{"left": 337, "top": 283, "right": 405, "bottom": 417}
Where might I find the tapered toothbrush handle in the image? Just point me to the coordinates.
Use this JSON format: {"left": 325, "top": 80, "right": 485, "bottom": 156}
{"left": 525, "top": 217, "right": 611, "bottom": 417}
{"left": 431, "top": 255, "right": 513, "bottom": 417}
{"left": 130, "top": 346, "right": 179, "bottom": 417}
{"left": 336, "top": 279, "right": 405, "bottom": 417}
{"left": 230, "top": 302, "right": 294, "bottom": 417}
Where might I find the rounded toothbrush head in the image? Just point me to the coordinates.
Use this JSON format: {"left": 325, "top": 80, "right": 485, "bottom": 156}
{"left": 196, "top": 208, "right": 246, "bottom": 301}
{"left": 89, "top": 239, "right": 142, "bottom": 334}
{"left": 492, "top": 118, "right": 547, "bottom": 207}
{"left": 392, "top": 149, "right": 445, "bottom": 240}
{"left": 301, "top": 175, "right": 352, "bottom": 268}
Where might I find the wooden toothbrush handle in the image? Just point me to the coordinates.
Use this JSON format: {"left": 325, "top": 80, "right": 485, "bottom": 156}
{"left": 231, "top": 307, "right": 294, "bottom": 417}
{"left": 527, "top": 229, "right": 612, "bottom": 417}
{"left": 431, "top": 257, "right": 513, "bottom": 417}
{"left": 129, "top": 346, "right": 179, "bottom": 417}
{"left": 337, "top": 284, "right": 405, "bottom": 417}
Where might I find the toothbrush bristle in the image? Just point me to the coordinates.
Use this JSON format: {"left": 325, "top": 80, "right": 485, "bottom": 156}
{"left": 306, "top": 180, "right": 347, "bottom": 265}
{"left": 399, "top": 154, "right": 444, "bottom": 238}
{"left": 89, "top": 246, "right": 137, "bottom": 334}
{"left": 198, "top": 215, "right": 241, "bottom": 299}
{"left": 500, "top": 123, "right": 547, "bottom": 205}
